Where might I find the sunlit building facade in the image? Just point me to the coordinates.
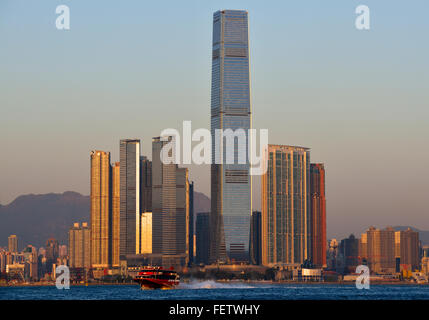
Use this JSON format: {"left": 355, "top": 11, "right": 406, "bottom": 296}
{"left": 210, "top": 9, "right": 252, "bottom": 263}
{"left": 422, "top": 247, "right": 429, "bottom": 276}
{"left": 360, "top": 227, "right": 396, "bottom": 274}
{"left": 140, "top": 212, "right": 152, "bottom": 254}
{"left": 395, "top": 228, "right": 420, "bottom": 271}
{"left": 68, "top": 222, "right": 91, "bottom": 269}
{"left": 8, "top": 235, "right": 18, "bottom": 253}
{"left": 90, "top": 150, "right": 111, "bottom": 268}
{"left": 310, "top": 163, "right": 326, "bottom": 267}
{"left": 261, "top": 145, "right": 311, "bottom": 266}
{"left": 111, "top": 162, "right": 120, "bottom": 267}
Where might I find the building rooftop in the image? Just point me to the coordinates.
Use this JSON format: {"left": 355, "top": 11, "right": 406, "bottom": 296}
{"left": 268, "top": 144, "right": 310, "bottom": 151}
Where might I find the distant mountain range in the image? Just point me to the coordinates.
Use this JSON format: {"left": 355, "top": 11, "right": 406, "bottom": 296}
{"left": 0, "top": 191, "right": 210, "bottom": 249}
{"left": 2, "top": 192, "right": 427, "bottom": 249}
{"left": 0, "top": 192, "right": 89, "bottom": 249}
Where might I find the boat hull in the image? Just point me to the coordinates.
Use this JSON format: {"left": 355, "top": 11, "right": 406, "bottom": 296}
{"left": 133, "top": 267, "right": 180, "bottom": 290}
{"left": 135, "top": 278, "right": 179, "bottom": 290}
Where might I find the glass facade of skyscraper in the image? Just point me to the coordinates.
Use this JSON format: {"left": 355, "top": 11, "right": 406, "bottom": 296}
{"left": 119, "top": 139, "right": 140, "bottom": 259}
{"left": 210, "top": 10, "right": 252, "bottom": 263}
{"left": 152, "top": 137, "right": 190, "bottom": 264}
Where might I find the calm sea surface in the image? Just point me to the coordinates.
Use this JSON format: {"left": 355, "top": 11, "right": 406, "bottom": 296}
{"left": 1, "top": 281, "right": 428, "bottom": 300}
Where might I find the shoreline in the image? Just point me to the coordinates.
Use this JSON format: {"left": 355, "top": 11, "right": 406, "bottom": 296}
{"left": 1, "top": 279, "right": 427, "bottom": 288}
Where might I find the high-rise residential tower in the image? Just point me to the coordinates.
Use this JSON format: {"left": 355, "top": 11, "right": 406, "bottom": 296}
{"left": 119, "top": 139, "right": 141, "bottom": 259}
{"left": 395, "top": 228, "right": 420, "bottom": 271}
{"left": 8, "top": 235, "right": 18, "bottom": 253}
{"left": 261, "top": 145, "right": 311, "bottom": 266}
{"left": 90, "top": 150, "right": 111, "bottom": 268}
{"left": 111, "top": 162, "right": 120, "bottom": 267}
{"left": 210, "top": 9, "right": 252, "bottom": 264}
{"left": 152, "top": 136, "right": 190, "bottom": 266}
{"left": 310, "top": 163, "right": 326, "bottom": 267}
{"left": 69, "top": 222, "right": 91, "bottom": 270}
{"left": 360, "top": 227, "right": 396, "bottom": 274}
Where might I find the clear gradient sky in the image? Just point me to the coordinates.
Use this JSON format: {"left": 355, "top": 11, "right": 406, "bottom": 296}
{"left": 1, "top": 0, "right": 428, "bottom": 239}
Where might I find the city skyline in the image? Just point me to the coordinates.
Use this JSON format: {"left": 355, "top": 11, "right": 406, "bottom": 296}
{"left": 1, "top": 1, "right": 429, "bottom": 241}
{"left": 2, "top": 3, "right": 429, "bottom": 307}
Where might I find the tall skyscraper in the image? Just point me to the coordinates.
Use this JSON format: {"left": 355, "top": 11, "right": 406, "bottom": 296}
{"left": 8, "top": 235, "right": 18, "bottom": 253}
{"left": 310, "top": 163, "right": 326, "bottom": 267}
{"left": 68, "top": 222, "right": 91, "bottom": 269}
{"left": 152, "top": 136, "right": 190, "bottom": 265}
{"left": 111, "top": 162, "right": 120, "bottom": 267}
{"left": 261, "top": 145, "right": 311, "bottom": 266}
{"left": 210, "top": 9, "right": 252, "bottom": 264}
{"left": 395, "top": 228, "right": 420, "bottom": 271}
{"left": 250, "top": 211, "right": 262, "bottom": 265}
{"left": 119, "top": 139, "right": 141, "bottom": 259}
{"left": 196, "top": 212, "right": 210, "bottom": 265}
{"left": 90, "top": 150, "right": 111, "bottom": 268}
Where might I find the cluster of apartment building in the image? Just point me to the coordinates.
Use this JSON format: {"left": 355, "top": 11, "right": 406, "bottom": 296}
{"left": 330, "top": 227, "right": 427, "bottom": 276}
{"left": 0, "top": 235, "right": 68, "bottom": 282}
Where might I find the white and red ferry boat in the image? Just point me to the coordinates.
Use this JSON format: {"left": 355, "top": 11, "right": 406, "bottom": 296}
{"left": 133, "top": 266, "right": 180, "bottom": 290}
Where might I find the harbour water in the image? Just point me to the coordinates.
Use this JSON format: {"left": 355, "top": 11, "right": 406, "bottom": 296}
{"left": 1, "top": 281, "right": 428, "bottom": 300}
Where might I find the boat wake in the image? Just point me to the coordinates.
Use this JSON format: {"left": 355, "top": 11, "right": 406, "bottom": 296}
{"left": 178, "top": 280, "right": 254, "bottom": 289}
